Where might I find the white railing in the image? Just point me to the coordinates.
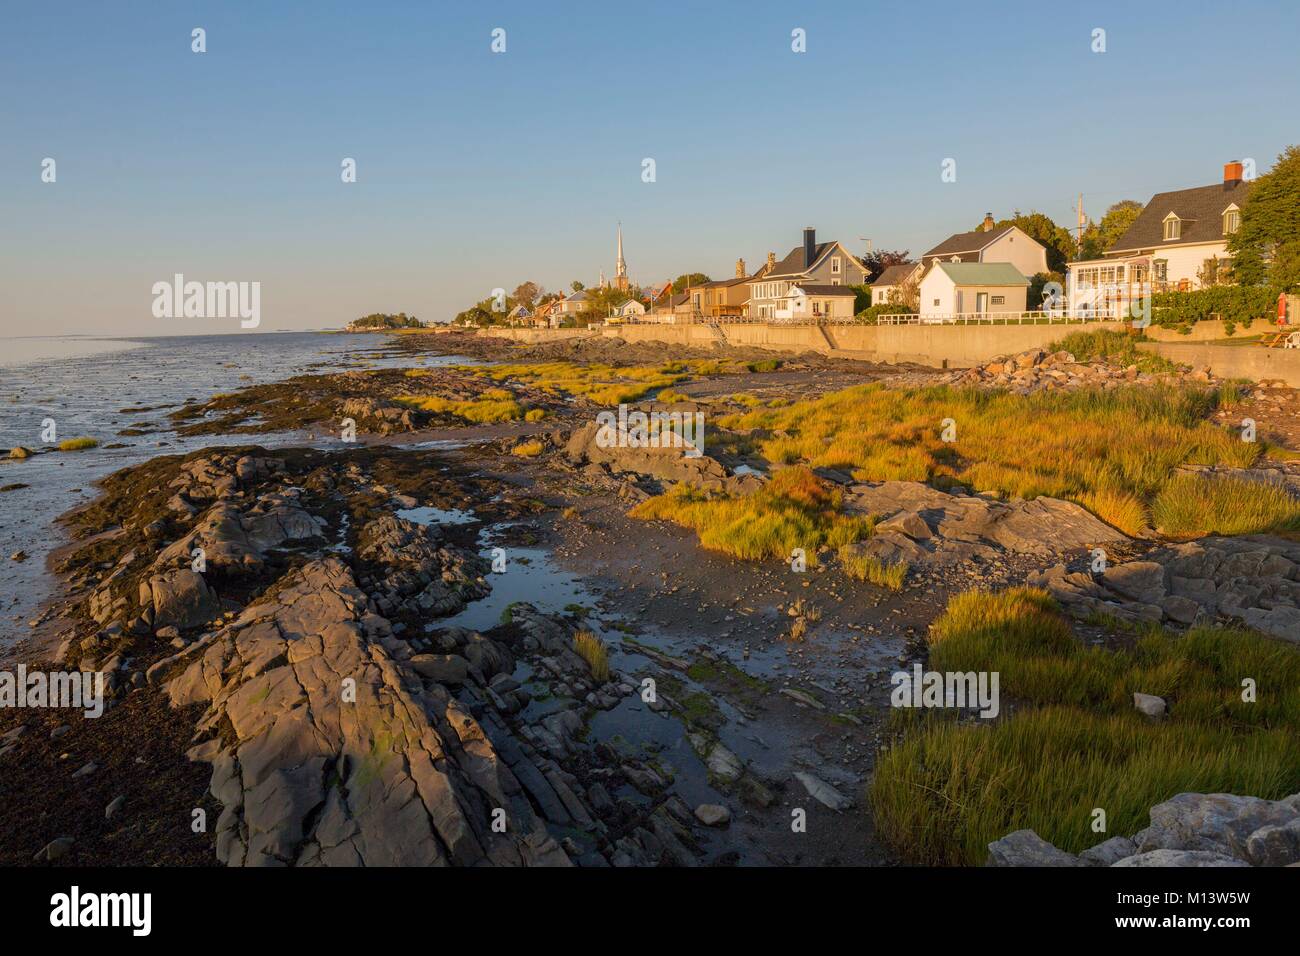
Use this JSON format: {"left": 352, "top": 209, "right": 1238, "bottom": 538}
{"left": 875, "top": 310, "right": 1121, "bottom": 326}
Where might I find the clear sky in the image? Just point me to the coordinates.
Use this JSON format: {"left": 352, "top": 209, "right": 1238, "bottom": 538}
{"left": 2, "top": 0, "right": 1298, "bottom": 336}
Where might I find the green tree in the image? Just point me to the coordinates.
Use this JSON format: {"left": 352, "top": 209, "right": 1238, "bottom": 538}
{"left": 1078, "top": 200, "right": 1144, "bottom": 259}
{"left": 1228, "top": 144, "right": 1300, "bottom": 289}
{"left": 511, "top": 281, "right": 541, "bottom": 308}
{"left": 671, "top": 273, "right": 710, "bottom": 293}
{"left": 978, "top": 211, "right": 1076, "bottom": 273}
{"left": 570, "top": 280, "right": 585, "bottom": 292}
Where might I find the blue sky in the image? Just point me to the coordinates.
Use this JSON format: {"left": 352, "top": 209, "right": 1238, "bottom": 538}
{"left": 2, "top": 0, "right": 1298, "bottom": 335}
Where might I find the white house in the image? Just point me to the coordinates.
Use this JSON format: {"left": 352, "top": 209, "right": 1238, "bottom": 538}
{"left": 1068, "top": 161, "right": 1252, "bottom": 317}
{"left": 773, "top": 284, "right": 856, "bottom": 321}
{"left": 919, "top": 262, "right": 1029, "bottom": 319}
{"left": 871, "top": 262, "right": 922, "bottom": 305}
{"left": 920, "top": 216, "right": 1049, "bottom": 278}
{"left": 613, "top": 299, "right": 645, "bottom": 317}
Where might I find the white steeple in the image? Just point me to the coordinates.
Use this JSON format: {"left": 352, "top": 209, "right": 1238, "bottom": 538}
{"left": 615, "top": 222, "right": 626, "bottom": 280}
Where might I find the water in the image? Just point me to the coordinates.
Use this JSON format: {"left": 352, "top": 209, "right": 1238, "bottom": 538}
{"left": 0, "top": 331, "right": 465, "bottom": 643}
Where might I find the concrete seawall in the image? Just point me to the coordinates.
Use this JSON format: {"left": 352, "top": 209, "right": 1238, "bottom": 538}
{"left": 1139, "top": 342, "right": 1300, "bottom": 386}
{"left": 600, "top": 320, "right": 1125, "bottom": 368}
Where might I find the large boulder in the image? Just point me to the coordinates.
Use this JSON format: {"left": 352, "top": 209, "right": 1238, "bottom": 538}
{"left": 1142, "top": 793, "right": 1299, "bottom": 859}
{"left": 140, "top": 569, "right": 219, "bottom": 630}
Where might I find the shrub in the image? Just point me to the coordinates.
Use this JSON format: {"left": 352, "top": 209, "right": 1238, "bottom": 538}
{"left": 9, "top": 447, "right": 31, "bottom": 459}
{"left": 524, "top": 408, "right": 546, "bottom": 422}
{"left": 1150, "top": 287, "right": 1276, "bottom": 329}
{"left": 855, "top": 303, "right": 916, "bottom": 324}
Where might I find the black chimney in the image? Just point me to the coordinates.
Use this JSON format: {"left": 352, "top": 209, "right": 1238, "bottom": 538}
{"left": 803, "top": 227, "right": 816, "bottom": 269}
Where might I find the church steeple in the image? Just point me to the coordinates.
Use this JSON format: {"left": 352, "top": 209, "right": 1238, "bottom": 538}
{"left": 614, "top": 222, "right": 628, "bottom": 290}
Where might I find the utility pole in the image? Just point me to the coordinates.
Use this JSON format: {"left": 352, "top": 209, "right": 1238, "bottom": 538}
{"left": 1076, "top": 193, "right": 1085, "bottom": 258}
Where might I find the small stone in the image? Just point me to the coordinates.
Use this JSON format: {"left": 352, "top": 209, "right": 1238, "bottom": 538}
{"left": 694, "top": 804, "right": 732, "bottom": 827}
{"left": 1133, "top": 692, "right": 1166, "bottom": 718}
{"left": 105, "top": 795, "right": 127, "bottom": 820}
{"left": 71, "top": 761, "right": 97, "bottom": 779}
{"left": 34, "top": 836, "right": 74, "bottom": 861}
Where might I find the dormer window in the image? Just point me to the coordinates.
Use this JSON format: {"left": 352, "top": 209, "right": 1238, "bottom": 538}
{"left": 1162, "top": 214, "right": 1181, "bottom": 241}
{"left": 831, "top": 257, "right": 841, "bottom": 274}
{"left": 1223, "top": 205, "right": 1241, "bottom": 235}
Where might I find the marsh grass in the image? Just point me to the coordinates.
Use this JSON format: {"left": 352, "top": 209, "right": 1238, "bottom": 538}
{"left": 838, "top": 546, "right": 908, "bottom": 590}
{"left": 869, "top": 587, "right": 1300, "bottom": 865}
{"left": 573, "top": 629, "right": 610, "bottom": 682}
{"left": 395, "top": 389, "right": 525, "bottom": 423}
{"left": 441, "top": 359, "right": 758, "bottom": 406}
{"left": 58, "top": 437, "right": 99, "bottom": 451}
{"left": 630, "top": 466, "right": 874, "bottom": 564}
{"left": 720, "top": 382, "right": 1288, "bottom": 536}
{"left": 1049, "top": 329, "right": 1180, "bottom": 374}
{"left": 1152, "top": 474, "right": 1300, "bottom": 536}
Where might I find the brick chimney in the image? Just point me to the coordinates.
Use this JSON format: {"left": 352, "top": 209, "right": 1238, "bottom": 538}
{"left": 735, "top": 258, "right": 746, "bottom": 278}
{"left": 766, "top": 251, "right": 776, "bottom": 270}
{"left": 1224, "top": 160, "right": 1244, "bottom": 185}
{"left": 982, "top": 212, "right": 995, "bottom": 232}
{"left": 803, "top": 227, "right": 816, "bottom": 268}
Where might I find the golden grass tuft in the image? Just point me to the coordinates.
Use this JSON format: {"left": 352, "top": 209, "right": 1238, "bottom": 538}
{"left": 58, "top": 437, "right": 99, "bottom": 451}
{"left": 573, "top": 629, "right": 610, "bottom": 682}
{"left": 837, "top": 546, "right": 908, "bottom": 590}
{"left": 510, "top": 439, "right": 544, "bottom": 458}
{"left": 395, "top": 394, "right": 525, "bottom": 423}
{"left": 1151, "top": 473, "right": 1300, "bottom": 537}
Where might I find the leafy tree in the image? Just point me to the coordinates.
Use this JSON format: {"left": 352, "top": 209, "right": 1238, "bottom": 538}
{"left": 1228, "top": 144, "right": 1300, "bottom": 289}
{"left": 857, "top": 249, "right": 911, "bottom": 283}
{"left": 978, "top": 211, "right": 1076, "bottom": 273}
{"left": 1027, "top": 271, "right": 1065, "bottom": 309}
{"left": 1077, "top": 200, "right": 1143, "bottom": 260}
{"left": 511, "top": 282, "right": 542, "bottom": 308}
{"left": 350, "top": 312, "right": 424, "bottom": 329}
{"left": 671, "top": 273, "right": 710, "bottom": 293}
{"left": 570, "top": 280, "right": 585, "bottom": 292}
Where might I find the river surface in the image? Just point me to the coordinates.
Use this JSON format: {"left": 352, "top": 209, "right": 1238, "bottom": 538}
{"left": 0, "top": 331, "right": 465, "bottom": 643}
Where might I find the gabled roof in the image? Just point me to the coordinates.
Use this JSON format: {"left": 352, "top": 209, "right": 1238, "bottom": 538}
{"left": 922, "top": 226, "right": 1016, "bottom": 260}
{"left": 761, "top": 240, "right": 860, "bottom": 279}
{"left": 789, "top": 284, "right": 856, "bottom": 296}
{"left": 1107, "top": 180, "right": 1251, "bottom": 253}
{"left": 566, "top": 289, "right": 590, "bottom": 301}
{"left": 933, "top": 262, "right": 1028, "bottom": 286}
{"left": 872, "top": 263, "right": 919, "bottom": 287}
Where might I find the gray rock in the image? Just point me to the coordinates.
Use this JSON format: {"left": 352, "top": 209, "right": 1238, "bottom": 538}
{"left": 34, "top": 836, "right": 75, "bottom": 862}
{"left": 105, "top": 795, "right": 127, "bottom": 819}
{"left": 705, "top": 742, "right": 744, "bottom": 783}
{"left": 1112, "top": 849, "right": 1249, "bottom": 867}
{"left": 140, "top": 569, "right": 219, "bottom": 630}
{"left": 1101, "top": 561, "right": 1166, "bottom": 604}
{"left": 986, "top": 829, "right": 1080, "bottom": 867}
{"left": 408, "top": 653, "right": 471, "bottom": 685}
{"left": 792, "top": 771, "right": 853, "bottom": 811}
{"left": 1147, "top": 792, "right": 1299, "bottom": 858}
{"left": 1245, "top": 818, "right": 1300, "bottom": 866}
{"left": 1133, "top": 692, "right": 1167, "bottom": 718}
{"left": 1079, "top": 836, "right": 1138, "bottom": 866}
{"left": 694, "top": 804, "right": 732, "bottom": 827}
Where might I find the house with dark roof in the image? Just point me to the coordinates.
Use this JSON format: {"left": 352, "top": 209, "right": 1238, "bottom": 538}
{"left": 1068, "top": 162, "right": 1252, "bottom": 315}
{"left": 920, "top": 215, "right": 1048, "bottom": 278}
{"left": 919, "top": 262, "right": 1030, "bottom": 319}
{"left": 870, "top": 262, "right": 923, "bottom": 306}
{"left": 746, "top": 228, "right": 871, "bottom": 320}
{"left": 685, "top": 259, "right": 758, "bottom": 318}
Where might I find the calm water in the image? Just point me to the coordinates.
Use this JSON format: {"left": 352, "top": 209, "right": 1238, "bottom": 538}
{"left": 0, "top": 331, "right": 461, "bottom": 644}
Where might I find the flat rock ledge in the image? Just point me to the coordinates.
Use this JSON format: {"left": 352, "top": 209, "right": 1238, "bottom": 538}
{"left": 1031, "top": 535, "right": 1300, "bottom": 641}
{"left": 163, "top": 557, "right": 570, "bottom": 867}
{"left": 988, "top": 791, "right": 1300, "bottom": 867}
{"left": 842, "top": 480, "right": 1127, "bottom": 567}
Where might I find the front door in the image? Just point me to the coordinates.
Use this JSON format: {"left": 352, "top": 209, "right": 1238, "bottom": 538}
{"left": 976, "top": 292, "right": 989, "bottom": 314}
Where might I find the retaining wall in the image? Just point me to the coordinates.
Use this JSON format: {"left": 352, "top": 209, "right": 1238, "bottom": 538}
{"left": 1139, "top": 342, "right": 1300, "bottom": 386}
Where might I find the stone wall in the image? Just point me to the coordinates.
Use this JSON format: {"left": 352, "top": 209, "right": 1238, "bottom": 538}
{"left": 1140, "top": 341, "right": 1300, "bottom": 386}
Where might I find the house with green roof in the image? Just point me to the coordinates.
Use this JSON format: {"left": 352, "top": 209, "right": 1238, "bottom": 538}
{"left": 918, "top": 261, "right": 1029, "bottom": 319}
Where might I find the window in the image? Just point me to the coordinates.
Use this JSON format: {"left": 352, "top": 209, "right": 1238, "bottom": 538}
{"left": 991, "top": 295, "right": 1005, "bottom": 305}
{"left": 1223, "top": 208, "right": 1240, "bottom": 235}
{"left": 1163, "top": 215, "right": 1181, "bottom": 241}
{"left": 831, "top": 257, "right": 841, "bottom": 274}
{"left": 933, "top": 299, "right": 941, "bottom": 307}
{"left": 831, "top": 278, "right": 840, "bottom": 286}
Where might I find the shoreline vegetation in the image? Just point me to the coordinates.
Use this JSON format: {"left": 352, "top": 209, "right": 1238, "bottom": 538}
{"left": 5, "top": 325, "right": 1298, "bottom": 868}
